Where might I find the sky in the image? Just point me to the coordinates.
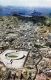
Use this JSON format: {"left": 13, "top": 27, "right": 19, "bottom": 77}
{"left": 0, "top": 0, "right": 51, "bottom": 7}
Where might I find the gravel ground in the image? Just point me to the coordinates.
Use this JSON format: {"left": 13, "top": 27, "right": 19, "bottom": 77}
{"left": 0, "top": 16, "right": 51, "bottom": 80}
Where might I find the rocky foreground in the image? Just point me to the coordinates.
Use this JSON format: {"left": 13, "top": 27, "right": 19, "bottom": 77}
{"left": 0, "top": 16, "right": 51, "bottom": 80}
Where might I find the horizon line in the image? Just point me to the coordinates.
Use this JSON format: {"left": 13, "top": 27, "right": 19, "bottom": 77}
{"left": 0, "top": 5, "right": 51, "bottom": 8}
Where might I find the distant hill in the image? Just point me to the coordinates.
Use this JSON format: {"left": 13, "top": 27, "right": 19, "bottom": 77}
{"left": 31, "top": 10, "right": 42, "bottom": 16}
{"left": 0, "top": 6, "right": 51, "bottom": 16}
